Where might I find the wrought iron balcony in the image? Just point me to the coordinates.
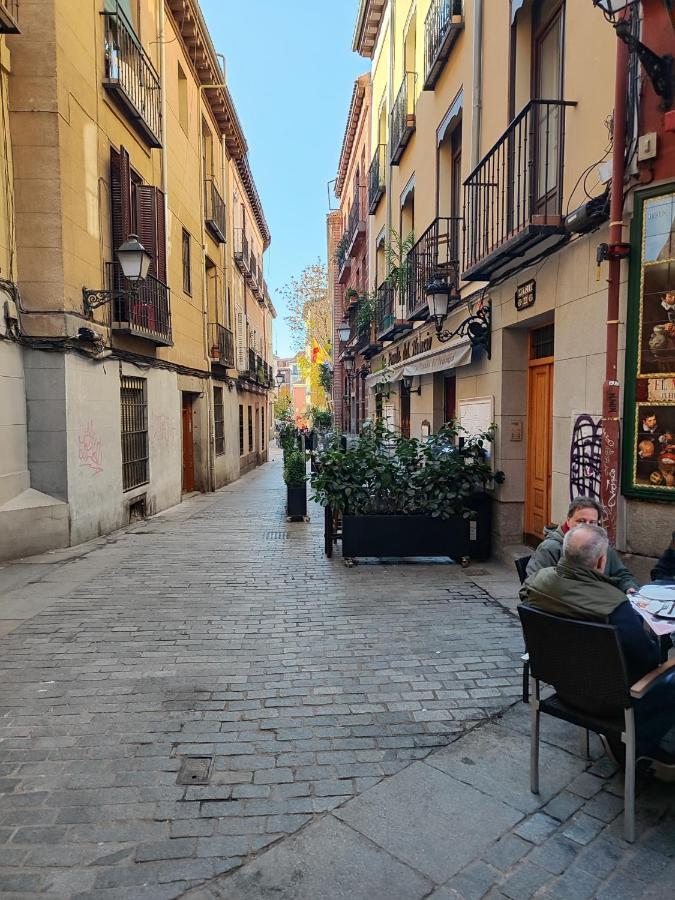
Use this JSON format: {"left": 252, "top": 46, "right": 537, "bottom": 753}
{"left": 249, "top": 253, "right": 258, "bottom": 291}
{"left": 368, "top": 144, "right": 386, "bottom": 214}
{"left": 463, "top": 98, "right": 575, "bottom": 282}
{"left": 390, "top": 72, "right": 416, "bottom": 165}
{"left": 204, "top": 178, "right": 226, "bottom": 243}
{"left": 106, "top": 262, "right": 172, "bottom": 345}
{"left": 423, "top": 0, "right": 463, "bottom": 90}
{"left": 406, "top": 217, "right": 461, "bottom": 320}
{"left": 102, "top": 3, "right": 162, "bottom": 149}
{"left": 376, "top": 278, "right": 412, "bottom": 343}
{"left": 234, "top": 229, "right": 250, "bottom": 275}
{"left": 208, "top": 323, "right": 234, "bottom": 367}
{"left": 0, "top": 0, "right": 20, "bottom": 33}
{"left": 248, "top": 347, "right": 256, "bottom": 377}
{"left": 337, "top": 242, "right": 351, "bottom": 285}
{"left": 345, "top": 193, "right": 365, "bottom": 250}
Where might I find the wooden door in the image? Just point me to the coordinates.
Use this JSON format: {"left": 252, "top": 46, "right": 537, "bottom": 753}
{"left": 181, "top": 394, "right": 195, "bottom": 493}
{"left": 400, "top": 389, "right": 411, "bottom": 438}
{"left": 525, "top": 326, "right": 554, "bottom": 541}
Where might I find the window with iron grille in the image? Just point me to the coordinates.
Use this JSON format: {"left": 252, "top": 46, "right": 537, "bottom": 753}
{"left": 214, "top": 386, "right": 225, "bottom": 456}
{"left": 120, "top": 376, "right": 148, "bottom": 491}
{"left": 239, "top": 404, "right": 244, "bottom": 456}
{"left": 248, "top": 405, "right": 253, "bottom": 452}
{"left": 182, "top": 228, "right": 191, "bottom": 294}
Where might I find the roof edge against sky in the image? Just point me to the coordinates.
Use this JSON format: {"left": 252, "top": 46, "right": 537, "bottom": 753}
{"left": 335, "top": 74, "right": 370, "bottom": 199}
{"left": 352, "top": 0, "right": 388, "bottom": 58}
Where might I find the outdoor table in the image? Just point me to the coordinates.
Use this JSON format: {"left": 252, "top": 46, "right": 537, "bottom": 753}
{"left": 630, "top": 582, "right": 675, "bottom": 662}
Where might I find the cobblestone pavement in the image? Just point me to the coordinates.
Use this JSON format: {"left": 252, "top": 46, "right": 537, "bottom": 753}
{"left": 0, "top": 451, "right": 525, "bottom": 898}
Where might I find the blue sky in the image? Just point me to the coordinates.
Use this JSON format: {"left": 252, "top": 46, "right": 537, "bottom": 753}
{"left": 200, "top": 0, "right": 367, "bottom": 358}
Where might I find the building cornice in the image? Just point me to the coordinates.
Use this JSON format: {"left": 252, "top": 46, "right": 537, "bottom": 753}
{"left": 352, "top": 0, "right": 387, "bottom": 58}
{"left": 335, "top": 74, "right": 370, "bottom": 199}
{"left": 166, "top": 0, "right": 270, "bottom": 249}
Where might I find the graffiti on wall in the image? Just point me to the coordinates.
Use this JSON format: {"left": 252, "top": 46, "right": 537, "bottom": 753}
{"left": 569, "top": 414, "right": 603, "bottom": 502}
{"left": 78, "top": 420, "right": 103, "bottom": 474}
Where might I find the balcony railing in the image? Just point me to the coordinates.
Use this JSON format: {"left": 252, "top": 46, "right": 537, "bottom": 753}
{"left": 234, "top": 229, "right": 250, "bottom": 275}
{"left": 346, "top": 193, "right": 365, "bottom": 249}
{"left": 107, "top": 262, "right": 172, "bottom": 345}
{"left": 249, "top": 253, "right": 258, "bottom": 290}
{"left": 406, "top": 217, "right": 461, "bottom": 320}
{"left": 204, "top": 178, "right": 226, "bottom": 243}
{"left": 102, "top": 3, "right": 162, "bottom": 149}
{"left": 463, "top": 98, "right": 574, "bottom": 281}
{"left": 390, "top": 72, "right": 416, "bottom": 165}
{"left": 0, "top": 0, "right": 20, "bottom": 33}
{"left": 368, "top": 144, "right": 386, "bottom": 214}
{"left": 208, "top": 323, "right": 234, "bottom": 367}
{"left": 424, "top": 0, "right": 463, "bottom": 90}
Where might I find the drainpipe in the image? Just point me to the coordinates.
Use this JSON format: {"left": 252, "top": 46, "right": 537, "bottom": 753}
{"left": 471, "top": 0, "right": 483, "bottom": 168}
{"left": 600, "top": 17, "right": 630, "bottom": 547}
{"left": 386, "top": 0, "right": 395, "bottom": 245}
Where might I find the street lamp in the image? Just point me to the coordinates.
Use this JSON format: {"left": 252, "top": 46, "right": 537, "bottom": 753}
{"left": 275, "top": 371, "right": 285, "bottom": 388}
{"left": 337, "top": 321, "right": 351, "bottom": 343}
{"left": 83, "top": 235, "right": 153, "bottom": 314}
{"left": 591, "top": 0, "right": 632, "bottom": 15}
{"left": 342, "top": 355, "right": 355, "bottom": 373}
{"left": 424, "top": 275, "right": 492, "bottom": 356}
{"left": 402, "top": 374, "right": 421, "bottom": 395}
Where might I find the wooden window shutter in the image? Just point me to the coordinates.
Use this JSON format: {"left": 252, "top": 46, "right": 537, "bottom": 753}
{"left": 134, "top": 185, "right": 167, "bottom": 284}
{"left": 236, "top": 307, "right": 247, "bottom": 371}
{"left": 110, "top": 145, "right": 132, "bottom": 258}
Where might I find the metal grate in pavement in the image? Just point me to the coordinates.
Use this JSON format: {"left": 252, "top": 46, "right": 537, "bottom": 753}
{"left": 176, "top": 755, "right": 213, "bottom": 785}
{"left": 265, "top": 531, "right": 289, "bottom": 540}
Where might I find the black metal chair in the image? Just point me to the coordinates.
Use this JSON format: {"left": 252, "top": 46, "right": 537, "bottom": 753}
{"left": 515, "top": 555, "right": 531, "bottom": 585}
{"left": 515, "top": 555, "right": 532, "bottom": 702}
{"left": 518, "top": 604, "right": 675, "bottom": 842}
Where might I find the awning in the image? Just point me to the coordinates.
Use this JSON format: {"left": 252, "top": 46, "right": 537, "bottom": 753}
{"left": 365, "top": 339, "right": 472, "bottom": 390}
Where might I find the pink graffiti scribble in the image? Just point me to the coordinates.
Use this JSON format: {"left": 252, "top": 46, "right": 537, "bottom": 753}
{"left": 79, "top": 420, "right": 103, "bottom": 474}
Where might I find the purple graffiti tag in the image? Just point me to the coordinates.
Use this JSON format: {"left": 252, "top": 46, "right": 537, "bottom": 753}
{"left": 569, "top": 414, "right": 603, "bottom": 502}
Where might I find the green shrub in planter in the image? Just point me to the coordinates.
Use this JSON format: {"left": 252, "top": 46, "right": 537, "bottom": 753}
{"left": 283, "top": 449, "right": 307, "bottom": 488}
{"left": 310, "top": 419, "right": 504, "bottom": 520}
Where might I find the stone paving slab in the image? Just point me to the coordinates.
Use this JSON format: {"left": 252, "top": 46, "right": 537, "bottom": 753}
{"left": 334, "top": 761, "right": 521, "bottom": 882}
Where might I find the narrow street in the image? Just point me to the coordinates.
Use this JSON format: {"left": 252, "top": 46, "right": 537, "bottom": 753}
{"left": 0, "top": 454, "right": 673, "bottom": 899}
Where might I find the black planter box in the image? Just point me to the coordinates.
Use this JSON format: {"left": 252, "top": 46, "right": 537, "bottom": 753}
{"left": 341, "top": 494, "right": 492, "bottom": 561}
{"left": 286, "top": 485, "right": 307, "bottom": 519}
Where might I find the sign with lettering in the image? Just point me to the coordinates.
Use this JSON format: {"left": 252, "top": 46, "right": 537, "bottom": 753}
{"left": 385, "top": 332, "right": 434, "bottom": 368}
{"left": 515, "top": 279, "right": 536, "bottom": 311}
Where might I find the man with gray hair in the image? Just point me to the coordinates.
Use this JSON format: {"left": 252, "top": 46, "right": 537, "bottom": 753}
{"left": 521, "top": 524, "right": 675, "bottom": 764}
{"left": 526, "top": 496, "right": 639, "bottom": 593}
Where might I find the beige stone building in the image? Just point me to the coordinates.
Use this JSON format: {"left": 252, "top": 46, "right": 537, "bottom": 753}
{"left": 0, "top": 0, "right": 273, "bottom": 561}
{"left": 344, "top": 0, "right": 671, "bottom": 562}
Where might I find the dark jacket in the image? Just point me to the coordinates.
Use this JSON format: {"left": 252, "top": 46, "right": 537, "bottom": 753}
{"left": 520, "top": 561, "right": 659, "bottom": 684}
{"left": 651, "top": 533, "right": 675, "bottom": 584}
{"left": 526, "top": 526, "right": 639, "bottom": 593}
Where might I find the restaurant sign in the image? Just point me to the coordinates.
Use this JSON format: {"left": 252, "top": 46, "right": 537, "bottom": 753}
{"left": 385, "top": 332, "right": 434, "bottom": 367}
{"left": 515, "top": 279, "right": 536, "bottom": 311}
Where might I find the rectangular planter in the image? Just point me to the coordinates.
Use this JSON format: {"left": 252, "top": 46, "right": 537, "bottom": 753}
{"left": 286, "top": 485, "right": 307, "bottom": 519}
{"left": 341, "top": 494, "right": 492, "bottom": 561}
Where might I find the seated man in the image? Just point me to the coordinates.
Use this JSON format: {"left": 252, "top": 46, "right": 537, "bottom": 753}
{"left": 526, "top": 496, "right": 639, "bottom": 594}
{"left": 520, "top": 524, "right": 675, "bottom": 765}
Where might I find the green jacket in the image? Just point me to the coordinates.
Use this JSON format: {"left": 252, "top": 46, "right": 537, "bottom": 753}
{"left": 519, "top": 561, "right": 628, "bottom": 619}
{"left": 525, "top": 526, "right": 639, "bottom": 593}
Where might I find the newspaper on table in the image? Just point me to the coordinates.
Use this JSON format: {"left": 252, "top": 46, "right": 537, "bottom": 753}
{"left": 631, "top": 584, "right": 675, "bottom": 637}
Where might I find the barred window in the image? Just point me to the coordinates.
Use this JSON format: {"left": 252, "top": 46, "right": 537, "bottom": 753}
{"left": 239, "top": 404, "right": 244, "bottom": 456}
{"left": 248, "top": 405, "right": 253, "bottom": 452}
{"left": 182, "top": 228, "right": 191, "bottom": 295}
{"left": 120, "top": 376, "right": 148, "bottom": 491}
{"left": 214, "top": 386, "right": 225, "bottom": 456}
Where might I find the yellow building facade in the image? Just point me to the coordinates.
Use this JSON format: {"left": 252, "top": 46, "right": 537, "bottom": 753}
{"left": 0, "top": 0, "right": 273, "bottom": 561}
{"left": 345, "top": 0, "right": 669, "bottom": 562}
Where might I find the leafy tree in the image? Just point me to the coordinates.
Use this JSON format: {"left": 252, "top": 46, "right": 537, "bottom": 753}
{"left": 280, "top": 261, "right": 331, "bottom": 356}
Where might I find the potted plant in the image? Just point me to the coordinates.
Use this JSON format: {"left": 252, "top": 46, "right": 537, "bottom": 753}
{"left": 284, "top": 448, "right": 308, "bottom": 520}
{"left": 310, "top": 420, "right": 504, "bottom": 561}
